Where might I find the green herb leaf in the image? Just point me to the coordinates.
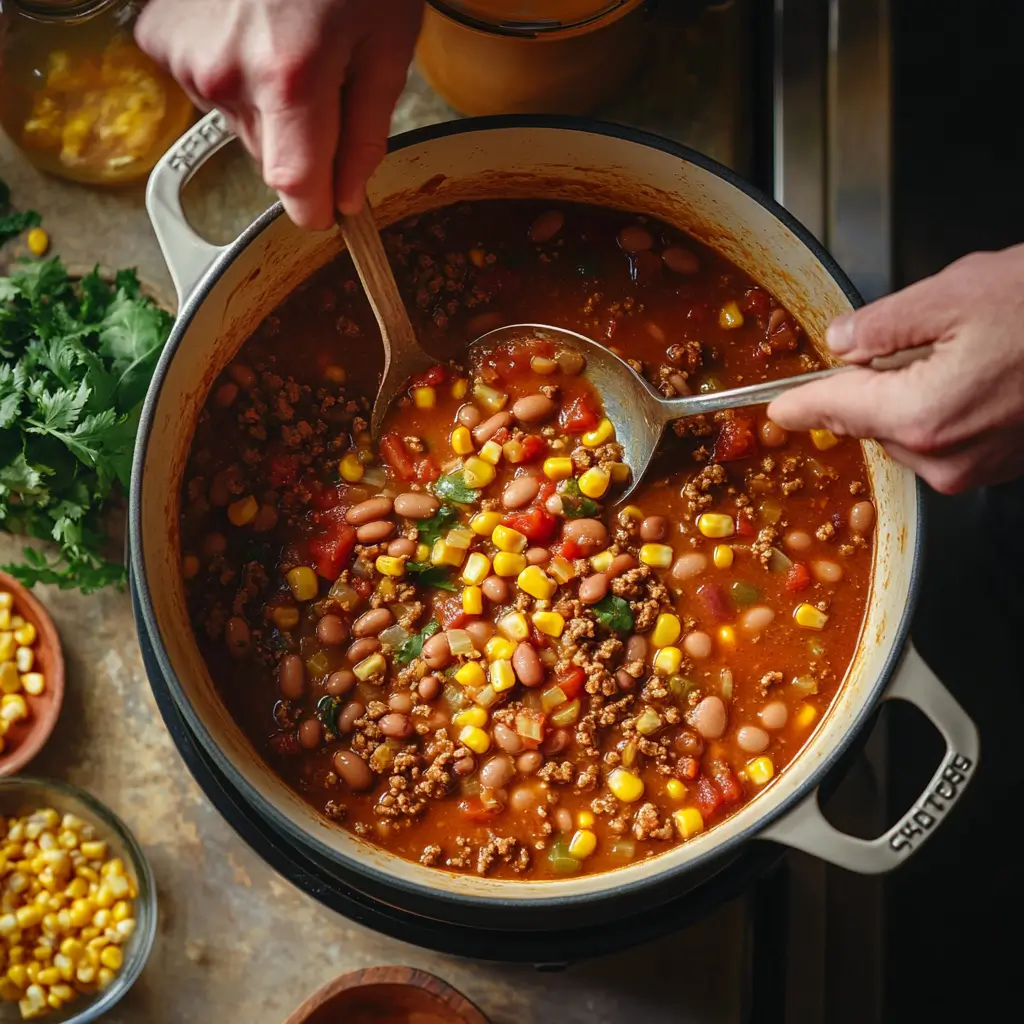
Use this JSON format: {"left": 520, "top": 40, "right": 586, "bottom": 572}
{"left": 433, "top": 471, "right": 479, "bottom": 505}
{"left": 559, "top": 477, "right": 600, "bottom": 518}
{"left": 0, "top": 210, "right": 41, "bottom": 249}
{"left": 405, "top": 562, "right": 458, "bottom": 591}
{"left": 316, "top": 695, "right": 341, "bottom": 733}
{"left": 416, "top": 503, "right": 461, "bottom": 547}
{"left": 396, "top": 618, "right": 441, "bottom": 665}
{"left": 591, "top": 593, "right": 634, "bottom": 633}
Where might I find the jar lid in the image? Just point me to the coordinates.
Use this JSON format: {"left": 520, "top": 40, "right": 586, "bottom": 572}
{"left": 9, "top": 0, "right": 123, "bottom": 21}
{"left": 430, "top": 0, "right": 635, "bottom": 35}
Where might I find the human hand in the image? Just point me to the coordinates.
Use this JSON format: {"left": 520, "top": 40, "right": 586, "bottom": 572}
{"left": 768, "top": 245, "right": 1024, "bottom": 493}
{"left": 136, "top": 0, "right": 424, "bottom": 230}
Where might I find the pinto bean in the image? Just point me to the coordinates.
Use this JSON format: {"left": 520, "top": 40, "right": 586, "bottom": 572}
{"left": 850, "top": 501, "right": 876, "bottom": 534}
{"left": 387, "top": 538, "right": 417, "bottom": 558}
{"left": 562, "top": 518, "right": 608, "bottom": 554}
{"left": 333, "top": 750, "right": 373, "bottom": 790}
{"left": 811, "top": 559, "right": 844, "bottom": 583}
{"left": 607, "top": 553, "right": 637, "bottom": 579}
{"left": 388, "top": 691, "right": 415, "bottom": 714}
{"left": 336, "top": 701, "right": 365, "bottom": 734}
{"left": 662, "top": 246, "right": 700, "bottom": 274}
{"left": 457, "top": 404, "right": 482, "bottom": 429}
{"left": 326, "top": 669, "right": 356, "bottom": 696}
{"left": 493, "top": 723, "right": 524, "bottom": 754}
{"left": 530, "top": 209, "right": 564, "bottom": 243}
{"left": 739, "top": 606, "right": 775, "bottom": 634}
{"left": 481, "top": 576, "right": 509, "bottom": 603}
{"left": 624, "top": 634, "right": 647, "bottom": 663}
{"left": 542, "top": 727, "right": 571, "bottom": 756}
{"left": 316, "top": 614, "right": 348, "bottom": 646}
{"left": 578, "top": 572, "right": 609, "bottom": 605}
{"left": 545, "top": 494, "right": 564, "bottom": 516}
{"left": 512, "top": 642, "right": 544, "bottom": 687}
{"left": 298, "top": 719, "right": 322, "bottom": 750}
{"left": 502, "top": 475, "right": 540, "bottom": 509}
{"left": 418, "top": 675, "right": 441, "bottom": 700}
{"left": 759, "top": 419, "right": 788, "bottom": 448}
{"left": 640, "top": 516, "right": 669, "bottom": 542}
{"left": 346, "top": 637, "right": 380, "bottom": 664}
{"left": 353, "top": 607, "right": 392, "bottom": 642}
{"left": 356, "top": 519, "right": 395, "bottom": 543}
{"left": 615, "top": 669, "right": 637, "bottom": 691}
{"left": 279, "top": 654, "right": 305, "bottom": 699}
{"left": 394, "top": 492, "right": 439, "bottom": 519}
{"left": 512, "top": 393, "right": 556, "bottom": 424}
{"left": 784, "top": 529, "right": 813, "bottom": 553}
{"left": 618, "top": 224, "right": 654, "bottom": 252}
{"left": 671, "top": 553, "right": 708, "bottom": 582}
{"left": 473, "top": 411, "right": 512, "bottom": 445}
{"left": 683, "top": 631, "right": 712, "bottom": 659}
{"left": 228, "top": 362, "right": 256, "bottom": 388}
{"left": 422, "top": 632, "right": 452, "bottom": 669}
{"left": 346, "top": 497, "right": 394, "bottom": 526}
{"left": 225, "top": 617, "right": 251, "bottom": 659}
{"left": 453, "top": 755, "right": 476, "bottom": 777}
{"left": 480, "top": 755, "right": 515, "bottom": 790}
{"left": 737, "top": 725, "right": 770, "bottom": 754}
{"left": 553, "top": 806, "right": 574, "bottom": 833}
{"left": 526, "top": 546, "right": 550, "bottom": 566}
{"left": 379, "top": 712, "right": 414, "bottom": 739}
{"left": 760, "top": 701, "right": 788, "bottom": 730}
{"left": 252, "top": 504, "right": 278, "bottom": 532}
{"left": 202, "top": 532, "right": 226, "bottom": 558}
{"left": 214, "top": 381, "right": 238, "bottom": 407}
{"left": 515, "top": 751, "right": 544, "bottom": 776}
{"left": 690, "top": 696, "right": 727, "bottom": 740}
{"left": 509, "top": 783, "right": 541, "bottom": 810}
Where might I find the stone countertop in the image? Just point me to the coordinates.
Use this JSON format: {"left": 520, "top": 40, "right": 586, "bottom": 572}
{"left": 0, "top": 5, "right": 753, "bottom": 1021}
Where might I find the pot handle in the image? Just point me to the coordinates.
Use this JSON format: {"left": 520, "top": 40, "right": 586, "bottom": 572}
{"left": 760, "top": 643, "right": 979, "bottom": 873}
{"left": 145, "top": 109, "right": 237, "bottom": 308}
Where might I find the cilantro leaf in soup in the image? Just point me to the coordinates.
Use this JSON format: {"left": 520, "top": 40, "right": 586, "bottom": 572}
{"left": 433, "top": 471, "right": 479, "bottom": 505}
{"left": 396, "top": 619, "right": 441, "bottom": 665}
{"left": 559, "top": 477, "right": 600, "bottom": 519}
{"left": 416, "top": 504, "right": 460, "bottom": 547}
{"left": 591, "top": 593, "right": 634, "bottom": 633}
{"left": 316, "top": 695, "right": 342, "bottom": 733}
{"left": 405, "top": 563, "right": 458, "bottom": 591}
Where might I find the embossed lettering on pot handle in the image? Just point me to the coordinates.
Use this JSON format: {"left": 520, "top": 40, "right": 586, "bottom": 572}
{"left": 145, "top": 109, "right": 236, "bottom": 308}
{"left": 761, "top": 643, "right": 979, "bottom": 873}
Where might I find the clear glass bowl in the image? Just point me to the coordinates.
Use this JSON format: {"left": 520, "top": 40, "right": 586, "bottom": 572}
{"left": 0, "top": 776, "right": 157, "bottom": 1023}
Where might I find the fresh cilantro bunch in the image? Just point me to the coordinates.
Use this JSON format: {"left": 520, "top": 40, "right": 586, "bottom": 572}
{"left": 0, "top": 179, "right": 41, "bottom": 249}
{"left": 0, "top": 256, "right": 173, "bottom": 592}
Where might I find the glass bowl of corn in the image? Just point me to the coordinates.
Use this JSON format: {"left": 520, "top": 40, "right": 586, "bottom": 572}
{"left": 0, "top": 777, "right": 156, "bottom": 1022}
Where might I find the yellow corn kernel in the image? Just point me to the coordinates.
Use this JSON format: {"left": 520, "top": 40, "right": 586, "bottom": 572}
{"left": 492, "top": 552, "right": 527, "bottom": 577}
{"left": 411, "top": 386, "right": 436, "bottom": 409}
{"left": 21, "top": 673, "right": 45, "bottom": 697}
{"left": 492, "top": 525, "right": 527, "bottom": 554}
{"left": 653, "top": 646, "right": 682, "bottom": 675}
{"left": 375, "top": 555, "right": 407, "bottom": 577}
{"left": 582, "top": 417, "right": 615, "bottom": 448}
{"left": 285, "top": 566, "right": 318, "bottom": 601}
{"left": 547, "top": 556, "right": 575, "bottom": 585}
{"left": 462, "top": 587, "right": 483, "bottom": 615}
{"left": 459, "top": 725, "right": 491, "bottom": 754}
{"left": 352, "top": 653, "right": 385, "bottom": 681}
{"left": 14, "top": 621, "right": 36, "bottom": 647}
{"left": 794, "top": 603, "right": 829, "bottom": 630}
{"left": 111, "top": 901, "right": 131, "bottom": 923}
{"left": 810, "top": 428, "right": 839, "bottom": 451}
{"left": 15, "top": 905, "right": 43, "bottom": 929}
{"left": 339, "top": 452, "right": 365, "bottom": 482}
{"left": 454, "top": 662, "right": 486, "bottom": 689}
{"left": 445, "top": 527, "right": 475, "bottom": 551}
{"left": 485, "top": 636, "right": 516, "bottom": 661}
{"left": 719, "top": 300, "right": 744, "bottom": 329}
{"left": 453, "top": 706, "right": 487, "bottom": 729}
{"left": 99, "top": 945, "right": 123, "bottom": 971}
{"left": 697, "top": 513, "right": 735, "bottom": 539}
{"left": 14, "top": 645, "right": 32, "bottom": 673}
{"left": 532, "top": 611, "right": 565, "bottom": 637}
{"left": 639, "top": 543, "right": 673, "bottom": 568}
{"left": 718, "top": 625, "right": 736, "bottom": 647}
{"left": 430, "top": 539, "right": 461, "bottom": 567}
{"left": 609, "top": 462, "right": 630, "bottom": 483}
{"left": 37, "top": 966, "right": 60, "bottom": 986}
{"left": 0, "top": 631, "right": 14, "bottom": 661}
{"left": 473, "top": 382, "right": 508, "bottom": 413}
{"left": 673, "top": 807, "right": 705, "bottom": 839}
{"left": 463, "top": 456, "right": 496, "bottom": 489}
{"left": 542, "top": 457, "right": 573, "bottom": 481}
{"left": 489, "top": 659, "right": 516, "bottom": 693}
{"left": 576, "top": 810, "right": 595, "bottom": 829}
{"left": 747, "top": 756, "right": 775, "bottom": 785}
{"left": 0, "top": 592, "right": 10, "bottom": 611}
{"left": 451, "top": 426, "right": 474, "bottom": 455}
{"left": 470, "top": 511, "right": 503, "bottom": 536}
{"left": 578, "top": 467, "right": 610, "bottom": 499}
{"left": 67, "top": 900, "right": 92, "bottom": 929}
{"left": 666, "top": 779, "right": 687, "bottom": 800}
{"left": 478, "top": 440, "right": 503, "bottom": 465}
{"left": 1, "top": 695, "right": 28, "bottom": 723}
{"left": 497, "top": 611, "right": 529, "bottom": 642}
{"left": 619, "top": 505, "right": 642, "bottom": 523}
{"left": 97, "top": 966, "right": 116, "bottom": 988}
{"left": 651, "top": 613, "right": 681, "bottom": 648}
{"left": 607, "top": 768, "right": 645, "bottom": 803}
{"left": 517, "top": 566, "right": 556, "bottom": 600}
{"left": 7, "top": 963, "right": 28, "bottom": 988}
{"left": 271, "top": 606, "right": 300, "bottom": 631}
{"left": 0, "top": 663, "right": 20, "bottom": 695}
{"left": 568, "top": 829, "right": 598, "bottom": 859}
{"left": 63, "top": 879, "right": 87, "bottom": 901}
{"left": 227, "top": 495, "right": 257, "bottom": 527}
{"left": 27, "top": 227, "right": 49, "bottom": 257}
{"left": 80, "top": 841, "right": 106, "bottom": 862}
{"left": 713, "top": 544, "right": 734, "bottom": 569}
{"left": 795, "top": 703, "right": 818, "bottom": 729}
{"left": 460, "top": 552, "right": 491, "bottom": 586}
{"left": 589, "top": 549, "right": 614, "bottom": 572}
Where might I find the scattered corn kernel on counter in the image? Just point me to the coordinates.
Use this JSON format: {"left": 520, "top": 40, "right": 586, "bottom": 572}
{"left": 179, "top": 200, "right": 876, "bottom": 880}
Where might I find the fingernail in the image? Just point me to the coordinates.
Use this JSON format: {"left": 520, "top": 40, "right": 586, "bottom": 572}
{"left": 826, "top": 314, "right": 854, "bottom": 353}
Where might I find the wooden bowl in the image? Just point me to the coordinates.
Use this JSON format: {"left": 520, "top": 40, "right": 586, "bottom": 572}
{"left": 283, "top": 967, "right": 490, "bottom": 1024}
{"left": 0, "top": 571, "right": 65, "bottom": 776}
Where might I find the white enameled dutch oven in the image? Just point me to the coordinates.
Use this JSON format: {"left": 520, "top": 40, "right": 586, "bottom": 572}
{"left": 130, "top": 110, "right": 980, "bottom": 930}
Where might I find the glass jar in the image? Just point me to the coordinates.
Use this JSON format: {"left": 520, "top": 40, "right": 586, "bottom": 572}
{"left": 416, "top": 0, "right": 653, "bottom": 117}
{"left": 0, "top": 0, "right": 194, "bottom": 185}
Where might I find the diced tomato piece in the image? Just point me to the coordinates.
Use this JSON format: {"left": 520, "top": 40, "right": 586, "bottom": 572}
{"left": 312, "top": 484, "right": 347, "bottom": 512}
{"left": 735, "top": 516, "right": 756, "bottom": 538}
{"left": 413, "top": 456, "right": 440, "bottom": 484}
{"left": 551, "top": 538, "right": 583, "bottom": 561}
{"left": 695, "top": 775, "right": 722, "bottom": 817}
{"left": 741, "top": 287, "right": 771, "bottom": 315}
{"left": 676, "top": 756, "right": 700, "bottom": 781}
{"left": 529, "top": 624, "right": 550, "bottom": 649}
{"left": 490, "top": 427, "right": 512, "bottom": 446}
{"left": 560, "top": 395, "right": 600, "bottom": 433}
{"left": 556, "top": 667, "right": 586, "bottom": 702}
{"left": 267, "top": 453, "right": 300, "bottom": 488}
{"left": 458, "top": 797, "right": 502, "bottom": 823}
{"left": 379, "top": 433, "right": 415, "bottom": 479}
{"left": 409, "top": 364, "right": 448, "bottom": 388}
{"left": 519, "top": 434, "right": 547, "bottom": 463}
{"left": 437, "top": 597, "right": 468, "bottom": 630}
{"left": 309, "top": 523, "right": 356, "bottom": 580}
{"left": 712, "top": 417, "right": 758, "bottom": 463}
{"left": 353, "top": 577, "right": 374, "bottom": 598}
{"left": 503, "top": 506, "right": 559, "bottom": 545}
{"left": 686, "top": 302, "right": 711, "bottom": 326}
{"left": 786, "top": 562, "right": 812, "bottom": 593}
{"left": 698, "top": 583, "right": 732, "bottom": 622}
{"left": 711, "top": 761, "right": 743, "bottom": 804}
{"left": 269, "top": 730, "right": 301, "bottom": 757}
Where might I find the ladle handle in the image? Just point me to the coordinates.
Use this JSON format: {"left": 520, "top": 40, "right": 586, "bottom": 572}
{"left": 655, "top": 342, "right": 934, "bottom": 420}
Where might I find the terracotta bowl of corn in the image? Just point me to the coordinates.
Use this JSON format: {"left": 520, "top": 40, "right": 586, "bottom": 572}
{"left": 0, "top": 573, "right": 64, "bottom": 778}
{"left": 0, "top": 777, "right": 157, "bottom": 1021}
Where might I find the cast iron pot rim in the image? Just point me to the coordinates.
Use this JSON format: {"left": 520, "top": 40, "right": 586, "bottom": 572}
{"left": 130, "top": 112, "right": 924, "bottom": 914}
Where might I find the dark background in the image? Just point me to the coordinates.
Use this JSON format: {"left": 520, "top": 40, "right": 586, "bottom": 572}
{"left": 886, "top": 0, "right": 1023, "bottom": 1016}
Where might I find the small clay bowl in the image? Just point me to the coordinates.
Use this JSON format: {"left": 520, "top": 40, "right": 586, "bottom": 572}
{"left": 0, "top": 570, "right": 65, "bottom": 775}
{"left": 284, "top": 967, "right": 491, "bottom": 1024}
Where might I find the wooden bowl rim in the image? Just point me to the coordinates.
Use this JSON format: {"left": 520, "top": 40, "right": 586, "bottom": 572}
{"left": 0, "top": 570, "right": 66, "bottom": 776}
{"left": 282, "top": 966, "right": 490, "bottom": 1024}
